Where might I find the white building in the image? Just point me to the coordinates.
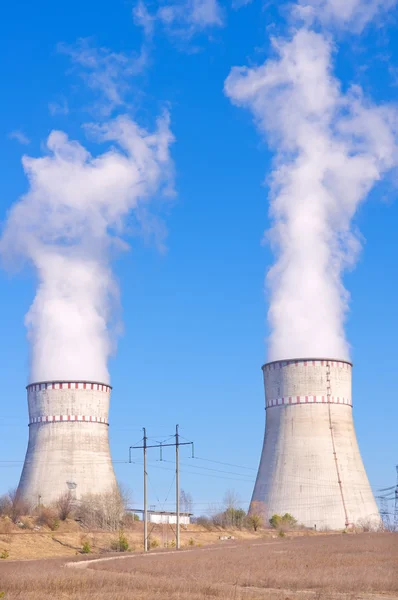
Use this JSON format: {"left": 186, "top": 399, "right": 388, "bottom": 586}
{"left": 130, "top": 510, "right": 192, "bottom": 525}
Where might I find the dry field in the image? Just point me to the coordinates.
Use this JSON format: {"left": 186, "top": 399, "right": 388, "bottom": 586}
{"left": 0, "top": 532, "right": 397, "bottom": 600}
{"left": 0, "top": 519, "right": 267, "bottom": 560}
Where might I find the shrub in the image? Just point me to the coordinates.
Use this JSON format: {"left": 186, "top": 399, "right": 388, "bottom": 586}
{"left": 0, "top": 550, "right": 9, "bottom": 560}
{"left": 247, "top": 513, "right": 263, "bottom": 532}
{"left": 225, "top": 507, "right": 246, "bottom": 529}
{"left": 82, "top": 541, "right": 91, "bottom": 554}
{"left": 269, "top": 513, "right": 297, "bottom": 530}
{"left": 195, "top": 516, "right": 213, "bottom": 531}
{"left": 188, "top": 537, "right": 195, "bottom": 546}
{"left": 148, "top": 536, "right": 160, "bottom": 549}
{"left": 111, "top": 531, "right": 129, "bottom": 552}
{"left": 210, "top": 507, "right": 247, "bottom": 529}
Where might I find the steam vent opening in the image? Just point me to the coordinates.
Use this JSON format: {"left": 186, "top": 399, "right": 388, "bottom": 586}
{"left": 250, "top": 358, "right": 380, "bottom": 530}
{"left": 17, "top": 381, "right": 117, "bottom": 508}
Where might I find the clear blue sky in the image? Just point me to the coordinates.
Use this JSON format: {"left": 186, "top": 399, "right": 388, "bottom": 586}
{"left": 0, "top": 0, "right": 397, "bottom": 514}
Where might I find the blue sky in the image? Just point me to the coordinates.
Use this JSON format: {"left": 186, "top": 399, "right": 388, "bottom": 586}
{"left": 0, "top": 0, "right": 397, "bottom": 514}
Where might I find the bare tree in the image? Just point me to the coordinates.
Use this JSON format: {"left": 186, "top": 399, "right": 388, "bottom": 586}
{"left": 223, "top": 489, "right": 241, "bottom": 510}
{"left": 180, "top": 489, "right": 193, "bottom": 514}
{"left": 118, "top": 482, "right": 132, "bottom": 509}
{"left": 78, "top": 485, "right": 125, "bottom": 531}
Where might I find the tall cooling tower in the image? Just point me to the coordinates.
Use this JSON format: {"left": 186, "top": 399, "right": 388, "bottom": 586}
{"left": 17, "top": 381, "right": 117, "bottom": 507}
{"left": 251, "top": 359, "right": 380, "bottom": 530}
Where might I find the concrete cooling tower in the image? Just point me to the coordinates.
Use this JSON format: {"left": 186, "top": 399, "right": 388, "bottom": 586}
{"left": 17, "top": 381, "right": 117, "bottom": 507}
{"left": 250, "top": 359, "right": 380, "bottom": 530}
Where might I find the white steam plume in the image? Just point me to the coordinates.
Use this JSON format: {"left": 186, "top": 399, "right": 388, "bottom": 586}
{"left": 225, "top": 29, "right": 398, "bottom": 361}
{"left": 1, "top": 114, "right": 174, "bottom": 383}
{"left": 294, "top": 0, "right": 397, "bottom": 30}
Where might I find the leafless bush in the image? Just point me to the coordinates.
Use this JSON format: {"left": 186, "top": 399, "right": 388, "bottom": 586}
{"left": 6, "top": 489, "right": 30, "bottom": 523}
{"left": 122, "top": 512, "right": 139, "bottom": 530}
{"left": 18, "top": 517, "right": 33, "bottom": 530}
{"left": 0, "top": 518, "right": 12, "bottom": 535}
{"left": 78, "top": 485, "right": 125, "bottom": 531}
{"left": 118, "top": 483, "right": 132, "bottom": 508}
{"left": 35, "top": 506, "right": 59, "bottom": 530}
{"left": 55, "top": 491, "right": 75, "bottom": 521}
{"left": 194, "top": 516, "right": 213, "bottom": 530}
{"left": 0, "top": 494, "right": 12, "bottom": 517}
{"left": 355, "top": 516, "right": 384, "bottom": 533}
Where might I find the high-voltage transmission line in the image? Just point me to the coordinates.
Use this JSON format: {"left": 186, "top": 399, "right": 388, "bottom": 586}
{"left": 377, "top": 464, "right": 398, "bottom": 531}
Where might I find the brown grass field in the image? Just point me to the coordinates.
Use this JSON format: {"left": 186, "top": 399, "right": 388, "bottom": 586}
{"left": 0, "top": 532, "right": 397, "bottom": 599}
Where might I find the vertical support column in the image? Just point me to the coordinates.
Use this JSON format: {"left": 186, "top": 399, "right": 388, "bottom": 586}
{"left": 143, "top": 427, "right": 148, "bottom": 553}
{"left": 176, "top": 424, "right": 180, "bottom": 549}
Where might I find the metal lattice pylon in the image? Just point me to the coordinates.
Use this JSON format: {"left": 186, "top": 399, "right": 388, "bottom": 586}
{"left": 377, "top": 495, "right": 391, "bottom": 531}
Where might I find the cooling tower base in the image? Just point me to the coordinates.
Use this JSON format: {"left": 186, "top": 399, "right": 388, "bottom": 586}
{"left": 251, "top": 359, "right": 380, "bottom": 530}
{"left": 17, "top": 381, "right": 118, "bottom": 508}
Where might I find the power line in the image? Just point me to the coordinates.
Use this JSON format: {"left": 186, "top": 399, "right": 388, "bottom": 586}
{"left": 192, "top": 456, "right": 257, "bottom": 471}
{"left": 161, "top": 459, "right": 255, "bottom": 480}
{"left": 129, "top": 425, "right": 194, "bottom": 552}
{"left": 136, "top": 460, "right": 255, "bottom": 483}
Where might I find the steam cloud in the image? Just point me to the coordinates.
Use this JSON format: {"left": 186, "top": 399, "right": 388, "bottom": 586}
{"left": 1, "top": 114, "right": 173, "bottom": 383}
{"left": 294, "top": 0, "right": 397, "bottom": 30}
{"left": 225, "top": 28, "right": 398, "bottom": 361}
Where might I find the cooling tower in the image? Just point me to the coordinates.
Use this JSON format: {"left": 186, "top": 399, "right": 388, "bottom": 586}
{"left": 251, "top": 359, "right": 380, "bottom": 530}
{"left": 17, "top": 381, "right": 118, "bottom": 507}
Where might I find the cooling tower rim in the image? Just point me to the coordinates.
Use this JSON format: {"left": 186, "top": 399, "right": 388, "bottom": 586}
{"left": 26, "top": 380, "right": 112, "bottom": 390}
{"left": 262, "top": 357, "right": 353, "bottom": 370}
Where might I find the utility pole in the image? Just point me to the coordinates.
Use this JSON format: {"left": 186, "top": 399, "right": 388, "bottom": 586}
{"left": 129, "top": 426, "right": 193, "bottom": 551}
{"left": 176, "top": 424, "right": 180, "bottom": 549}
{"left": 394, "top": 465, "right": 398, "bottom": 532}
{"left": 143, "top": 427, "right": 148, "bottom": 552}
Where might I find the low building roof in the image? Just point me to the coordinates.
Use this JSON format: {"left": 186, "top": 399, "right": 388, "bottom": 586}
{"left": 127, "top": 508, "right": 193, "bottom": 516}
